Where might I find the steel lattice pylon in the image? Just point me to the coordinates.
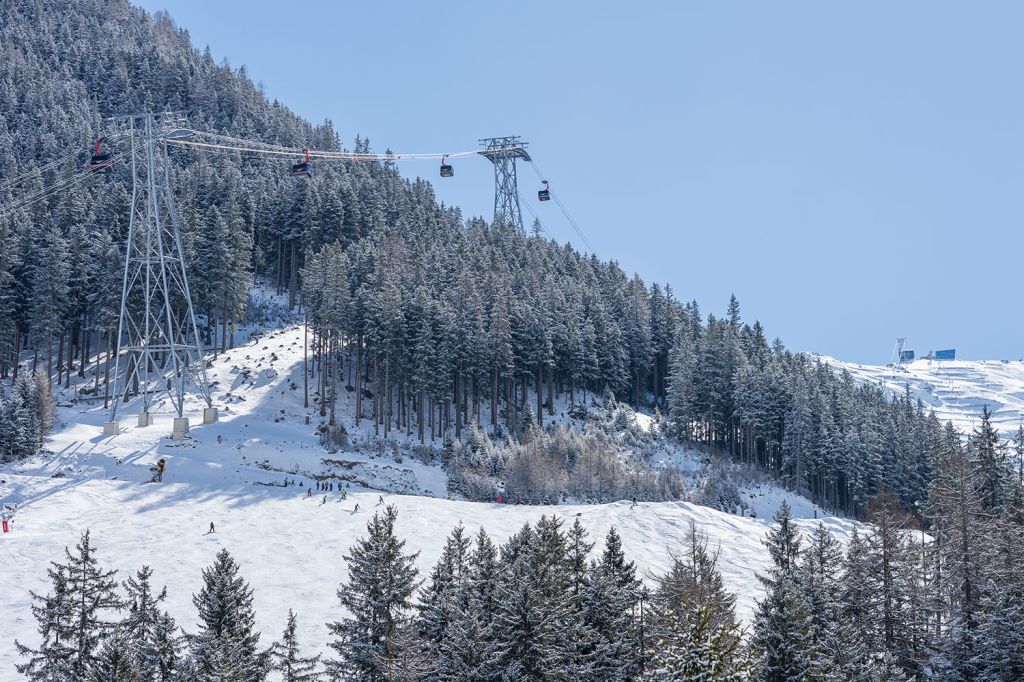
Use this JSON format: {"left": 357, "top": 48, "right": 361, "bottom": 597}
{"left": 478, "top": 136, "right": 531, "bottom": 232}
{"left": 105, "top": 113, "right": 213, "bottom": 435}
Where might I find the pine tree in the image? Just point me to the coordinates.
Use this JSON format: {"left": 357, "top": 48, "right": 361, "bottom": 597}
{"left": 90, "top": 631, "right": 136, "bottom": 681}
{"left": 798, "top": 524, "right": 867, "bottom": 680}
{"left": 972, "top": 405, "right": 1010, "bottom": 514}
{"left": 268, "top": 610, "right": 323, "bottom": 681}
{"left": 585, "top": 526, "right": 642, "bottom": 677}
{"left": 121, "top": 565, "right": 181, "bottom": 681}
{"left": 417, "top": 524, "right": 471, "bottom": 669}
{"left": 189, "top": 549, "right": 268, "bottom": 682}
{"left": 16, "top": 530, "right": 122, "bottom": 680}
{"left": 489, "top": 517, "right": 572, "bottom": 680}
{"left": 651, "top": 523, "right": 737, "bottom": 634}
{"left": 327, "top": 505, "right": 421, "bottom": 681}
{"left": 647, "top": 605, "right": 751, "bottom": 681}
{"left": 15, "top": 563, "right": 76, "bottom": 680}
{"left": 750, "top": 502, "right": 817, "bottom": 682}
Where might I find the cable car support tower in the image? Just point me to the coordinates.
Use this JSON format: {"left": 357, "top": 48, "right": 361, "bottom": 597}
{"left": 102, "top": 112, "right": 217, "bottom": 439}
{"left": 478, "top": 136, "right": 531, "bottom": 233}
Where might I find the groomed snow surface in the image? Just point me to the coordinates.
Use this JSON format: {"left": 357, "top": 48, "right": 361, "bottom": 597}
{"left": 3, "top": 318, "right": 857, "bottom": 675}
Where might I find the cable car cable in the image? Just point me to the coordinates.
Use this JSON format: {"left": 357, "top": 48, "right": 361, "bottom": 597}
{"left": 525, "top": 159, "right": 595, "bottom": 252}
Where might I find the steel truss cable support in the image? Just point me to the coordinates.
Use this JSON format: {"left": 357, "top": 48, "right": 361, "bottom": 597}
{"left": 108, "top": 113, "right": 213, "bottom": 424}
{"left": 478, "top": 136, "right": 531, "bottom": 233}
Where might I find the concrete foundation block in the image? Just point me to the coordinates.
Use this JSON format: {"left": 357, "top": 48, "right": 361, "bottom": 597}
{"left": 103, "top": 421, "right": 120, "bottom": 436}
{"left": 137, "top": 412, "right": 153, "bottom": 427}
{"left": 203, "top": 407, "right": 219, "bottom": 424}
{"left": 172, "top": 417, "right": 190, "bottom": 440}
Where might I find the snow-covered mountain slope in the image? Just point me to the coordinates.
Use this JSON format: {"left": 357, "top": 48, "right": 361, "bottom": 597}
{"left": 0, "top": 473, "right": 858, "bottom": 674}
{"left": 1, "top": 310, "right": 855, "bottom": 672}
{"left": 815, "top": 355, "right": 1024, "bottom": 438}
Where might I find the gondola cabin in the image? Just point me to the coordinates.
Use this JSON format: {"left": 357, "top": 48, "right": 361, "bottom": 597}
{"left": 538, "top": 180, "right": 551, "bottom": 201}
{"left": 89, "top": 139, "right": 113, "bottom": 173}
{"left": 440, "top": 155, "right": 454, "bottom": 177}
{"left": 291, "top": 148, "right": 312, "bottom": 177}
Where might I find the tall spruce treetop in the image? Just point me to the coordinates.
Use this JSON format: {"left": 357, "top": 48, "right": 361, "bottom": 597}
{"left": 16, "top": 530, "right": 122, "bottom": 681}
{"left": 119, "top": 565, "right": 183, "bottom": 682}
{"left": 327, "top": 504, "right": 420, "bottom": 681}
{"left": 269, "top": 610, "right": 323, "bottom": 682}
{"left": 763, "top": 501, "right": 801, "bottom": 577}
{"left": 190, "top": 548, "right": 268, "bottom": 682}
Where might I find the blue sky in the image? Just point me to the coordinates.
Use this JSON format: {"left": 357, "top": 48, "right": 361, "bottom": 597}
{"left": 135, "top": 1, "right": 1024, "bottom": 363}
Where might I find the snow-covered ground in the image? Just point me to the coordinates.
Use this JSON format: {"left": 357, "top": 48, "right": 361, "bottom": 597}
{"left": 2, "top": 309, "right": 856, "bottom": 674}
{"left": 815, "top": 354, "right": 1024, "bottom": 438}
{"left": 0, "top": 475, "right": 858, "bottom": 674}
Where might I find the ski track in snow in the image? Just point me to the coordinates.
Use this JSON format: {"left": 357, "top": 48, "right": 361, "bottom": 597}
{"left": 2, "top": 317, "right": 856, "bottom": 674}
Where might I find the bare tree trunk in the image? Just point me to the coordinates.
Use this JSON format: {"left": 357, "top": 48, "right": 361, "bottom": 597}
{"left": 303, "top": 318, "right": 309, "bottom": 409}
{"left": 288, "top": 240, "right": 299, "bottom": 309}
{"left": 221, "top": 305, "right": 228, "bottom": 354}
{"left": 80, "top": 321, "right": 89, "bottom": 378}
{"left": 103, "top": 332, "right": 113, "bottom": 409}
{"left": 536, "top": 363, "right": 543, "bottom": 427}
{"left": 492, "top": 368, "right": 499, "bottom": 434}
{"left": 455, "top": 366, "right": 462, "bottom": 440}
{"left": 11, "top": 328, "right": 20, "bottom": 384}
{"left": 65, "top": 328, "right": 73, "bottom": 389}
{"left": 354, "top": 336, "right": 362, "bottom": 424}
{"left": 48, "top": 335, "right": 55, "bottom": 384}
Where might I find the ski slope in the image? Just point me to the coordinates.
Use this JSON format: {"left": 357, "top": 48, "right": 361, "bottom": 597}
{"left": 2, "top": 312, "right": 856, "bottom": 674}
{"left": 815, "top": 355, "right": 1024, "bottom": 438}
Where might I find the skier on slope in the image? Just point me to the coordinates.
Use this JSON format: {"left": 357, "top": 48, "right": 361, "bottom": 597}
{"left": 378, "top": 494, "right": 384, "bottom": 505}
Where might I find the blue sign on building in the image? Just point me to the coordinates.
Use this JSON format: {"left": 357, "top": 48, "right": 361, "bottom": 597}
{"left": 899, "top": 350, "right": 916, "bottom": 362}
{"left": 935, "top": 349, "right": 956, "bottom": 360}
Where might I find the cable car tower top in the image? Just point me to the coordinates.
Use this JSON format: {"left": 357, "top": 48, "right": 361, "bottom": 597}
{"left": 102, "top": 111, "right": 216, "bottom": 439}
{"left": 478, "top": 136, "right": 531, "bottom": 233}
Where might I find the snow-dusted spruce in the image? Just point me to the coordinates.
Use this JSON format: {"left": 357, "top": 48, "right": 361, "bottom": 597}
{"left": 750, "top": 502, "right": 817, "bottom": 681}
{"left": 120, "top": 565, "right": 183, "bottom": 680}
{"left": 327, "top": 504, "right": 423, "bottom": 680}
{"left": 15, "top": 530, "right": 122, "bottom": 680}
{"left": 189, "top": 549, "right": 269, "bottom": 682}
{"left": 268, "top": 610, "right": 324, "bottom": 682}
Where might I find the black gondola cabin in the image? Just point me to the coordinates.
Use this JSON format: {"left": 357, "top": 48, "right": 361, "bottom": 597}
{"left": 538, "top": 180, "right": 551, "bottom": 201}
{"left": 292, "top": 148, "right": 312, "bottom": 177}
{"left": 89, "top": 139, "right": 113, "bottom": 173}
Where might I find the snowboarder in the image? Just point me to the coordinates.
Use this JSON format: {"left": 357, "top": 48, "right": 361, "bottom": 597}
{"left": 150, "top": 458, "right": 166, "bottom": 483}
{"left": 378, "top": 494, "right": 384, "bottom": 505}
{"left": 353, "top": 503, "right": 360, "bottom": 513}
{"left": 207, "top": 522, "right": 215, "bottom": 534}
{"left": 321, "top": 495, "right": 327, "bottom": 505}
{"left": 306, "top": 488, "right": 312, "bottom": 498}
{"left": 630, "top": 497, "right": 638, "bottom": 509}
{"left": 341, "top": 489, "right": 347, "bottom": 500}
